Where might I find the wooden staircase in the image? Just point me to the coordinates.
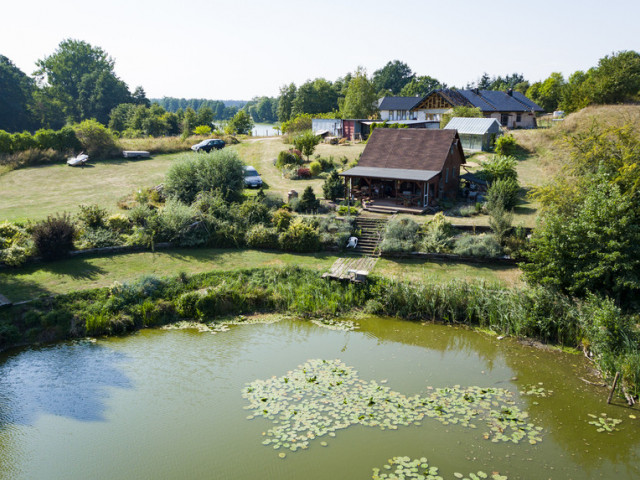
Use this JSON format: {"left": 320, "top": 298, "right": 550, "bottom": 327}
{"left": 352, "top": 216, "right": 387, "bottom": 256}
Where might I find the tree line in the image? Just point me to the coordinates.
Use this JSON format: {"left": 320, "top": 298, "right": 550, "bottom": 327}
{"left": 2, "top": 39, "right": 639, "bottom": 137}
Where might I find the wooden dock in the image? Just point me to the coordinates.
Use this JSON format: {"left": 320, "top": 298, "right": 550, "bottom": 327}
{"left": 322, "top": 256, "right": 378, "bottom": 282}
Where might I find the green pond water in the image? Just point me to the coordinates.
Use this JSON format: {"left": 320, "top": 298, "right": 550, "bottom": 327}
{"left": 0, "top": 316, "right": 639, "bottom": 480}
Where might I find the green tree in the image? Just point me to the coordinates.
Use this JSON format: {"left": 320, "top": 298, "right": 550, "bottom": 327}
{"left": 0, "top": 55, "right": 35, "bottom": 132}
{"left": 72, "top": 119, "right": 119, "bottom": 159}
{"left": 108, "top": 103, "right": 136, "bottom": 132}
{"left": 292, "top": 130, "right": 320, "bottom": 160}
{"left": 372, "top": 60, "right": 415, "bottom": 95}
{"left": 399, "top": 75, "right": 442, "bottom": 97}
{"left": 182, "top": 107, "right": 197, "bottom": 135}
{"left": 196, "top": 106, "right": 214, "bottom": 127}
{"left": 340, "top": 67, "right": 378, "bottom": 119}
{"left": 322, "top": 170, "right": 344, "bottom": 201}
{"left": 165, "top": 149, "right": 245, "bottom": 204}
{"left": 588, "top": 50, "right": 640, "bottom": 105}
{"left": 298, "top": 186, "right": 319, "bottom": 212}
{"left": 227, "top": 110, "right": 254, "bottom": 135}
{"left": 277, "top": 83, "right": 297, "bottom": 122}
{"left": 34, "top": 39, "right": 132, "bottom": 123}
{"left": 526, "top": 73, "right": 565, "bottom": 112}
{"left": 132, "top": 86, "right": 150, "bottom": 107}
{"left": 291, "top": 78, "right": 339, "bottom": 116}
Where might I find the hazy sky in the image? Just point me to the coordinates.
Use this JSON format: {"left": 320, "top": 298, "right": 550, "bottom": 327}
{"left": 2, "top": 0, "right": 639, "bottom": 100}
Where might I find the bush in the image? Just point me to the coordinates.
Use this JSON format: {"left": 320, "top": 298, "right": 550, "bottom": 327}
{"left": 309, "top": 161, "right": 322, "bottom": 176}
{"left": 278, "top": 219, "right": 321, "bottom": 252}
{"left": 32, "top": 213, "right": 76, "bottom": 259}
{"left": 494, "top": 134, "right": 517, "bottom": 156}
{"left": 421, "top": 212, "right": 455, "bottom": 253}
{"left": 453, "top": 233, "right": 502, "bottom": 258}
{"left": 292, "top": 130, "right": 321, "bottom": 160}
{"left": 193, "top": 125, "right": 212, "bottom": 135}
{"left": 297, "top": 186, "right": 319, "bottom": 212}
{"left": 0, "top": 221, "right": 33, "bottom": 266}
{"left": 486, "top": 178, "right": 520, "bottom": 211}
{"left": 72, "top": 119, "right": 120, "bottom": 159}
{"left": 246, "top": 224, "right": 280, "bottom": 249}
{"left": 272, "top": 208, "right": 292, "bottom": 231}
{"left": 322, "top": 170, "right": 344, "bottom": 201}
{"left": 297, "top": 167, "right": 311, "bottom": 179}
{"left": 77, "top": 204, "right": 108, "bottom": 229}
{"left": 164, "top": 149, "right": 245, "bottom": 204}
{"left": 0, "top": 148, "right": 65, "bottom": 170}
{"left": 276, "top": 149, "right": 302, "bottom": 169}
{"left": 77, "top": 228, "right": 122, "bottom": 249}
{"left": 106, "top": 214, "right": 132, "bottom": 233}
{"left": 157, "top": 199, "right": 198, "bottom": 244}
{"left": 337, "top": 206, "right": 358, "bottom": 216}
{"left": 478, "top": 155, "right": 518, "bottom": 183}
{"left": 238, "top": 198, "right": 272, "bottom": 228}
{"left": 380, "top": 218, "right": 420, "bottom": 253}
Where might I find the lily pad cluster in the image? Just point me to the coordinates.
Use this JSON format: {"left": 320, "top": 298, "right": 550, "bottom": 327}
{"left": 371, "top": 457, "right": 507, "bottom": 480}
{"left": 520, "top": 383, "right": 553, "bottom": 398}
{"left": 587, "top": 413, "right": 622, "bottom": 432}
{"left": 311, "top": 318, "right": 359, "bottom": 331}
{"left": 242, "top": 359, "right": 542, "bottom": 453}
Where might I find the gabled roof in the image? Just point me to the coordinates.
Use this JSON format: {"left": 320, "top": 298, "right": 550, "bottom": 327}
{"left": 412, "top": 89, "right": 544, "bottom": 113}
{"left": 378, "top": 96, "right": 423, "bottom": 111}
{"left": 444, "top": 117, "right": 502, "bottom": 135}
{"left": 342, "top": 129, "right": 464, "bottom": 178}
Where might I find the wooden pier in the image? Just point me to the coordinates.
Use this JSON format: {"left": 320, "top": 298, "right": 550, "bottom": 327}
{"left": 322, "top": 256, "right": 378, "bottom": 282}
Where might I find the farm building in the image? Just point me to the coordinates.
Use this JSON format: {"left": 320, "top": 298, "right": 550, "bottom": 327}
{"left": 443, "top": 117, "right": 502, "bottom": 152}
{"left": 340, "top": 128, "right": 465, "bottom": 214}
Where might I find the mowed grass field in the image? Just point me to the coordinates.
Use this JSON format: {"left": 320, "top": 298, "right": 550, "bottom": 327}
{"left": 0, "top": 248, "right": 520, "bottom": 302}
{"left": 0, "top": 138, "right": 366, "bottom": 222}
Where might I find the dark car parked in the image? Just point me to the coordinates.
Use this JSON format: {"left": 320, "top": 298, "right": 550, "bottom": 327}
{"left": 191, "top": 139, "right": 226, "bottom": 152}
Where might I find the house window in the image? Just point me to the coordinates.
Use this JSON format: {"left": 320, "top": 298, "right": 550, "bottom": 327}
{"left": 500, "top": 114, "right": 509, "bottom": 126}
{"left": 516, "top": 113, "right": 522, "bottom": 123}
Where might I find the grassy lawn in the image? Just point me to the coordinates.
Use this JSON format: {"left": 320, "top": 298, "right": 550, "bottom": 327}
{"left": 0, "top": 248, "right": 521, "bottom": 303}
{"left": 0, "top": 138, "right": 365, "bottom": 222}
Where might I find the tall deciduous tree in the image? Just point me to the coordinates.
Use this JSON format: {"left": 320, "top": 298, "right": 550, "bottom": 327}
{"left": 340, "top": 68, "right": 378, "bottom": 119}
{"left": 291, "top": 78, "right": 339, "bottom": 116}
{"left": 277, "top": 83, "right": 297, "bottom": 122}
{"left": 399, "top": 75, "right": 442, "bottom": 97}
{"left": 0, "top": 55, "right": 36, "bottom": 132}
{"left": 34, "top": 39, "right": 131, "bottom": 123}
{"left": 372, "top": 60, "right": 414, "bottom": 95}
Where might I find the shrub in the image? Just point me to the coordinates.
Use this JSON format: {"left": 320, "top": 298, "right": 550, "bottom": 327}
{"left": 238, "top": 198, "right": 272, "bottom": 228}
{"left": 276, "top": 150, "right": 302, "bottom": 169}
{"left": 478, "top": 155, "right": 518, "bottom": 183}
{"left": 297, "top": 167, "right": 311, "bottom": 179}
{"left": 0, "top": 221, "right": 32, "bottom": 266}
{"left": 309, "top": 161, "right": 322, "bottom": 176}
{"left": 157, "top": 199, "right": 198, "bottom": 244}
{"left": 77, "top": 228, "right": 122, "bottom": 249}
{"left": 494, "top": 134, "right": 517, "bottom": 156}
{"left": 11, "top": 131, "right": 37, "bottom": 151}
{"left": 452, "top": 233, "right": 502, "bottom": 258}
{"left": 486, "top": 178, "right": 520, "bottom": 211}
{"left": 380, "top": 218, "right": 420, "bottom": 253}
{"left": 32, "top": 213, "right": 76, "bottom": 259}
{"left": 292, "top": 130, "right": 321, "bottom": 160}
{"left": 0, "top": 130, "right": 12, "bottom": 154}
{"left": 175, "top": 291, "right": 202, "bottom": 318}
{"left": 106, "top": 214, "right": 132, "bottom": 233}
{"left": 164, "top": 149, "right": 245, "bottom": 204}
{"left": 322, "top": 170, "right": 344, "bottom": 201}
{"left": 278, "top": 219, "right": 321, "bottom": 252}
{"left": 193, "top": 125, "right": 212, "bottom": 135}
{"left": 316, "top": 215, "right": 352, "bottom": 249}
{"left": 128, "top": 204, "right": 156, "bottom": 227}
{"left": 421, "top": 213, "right": 455, "bottom": 253}
{"left": 246, "top": 224, "right": 280, "bottom": 249}
{"left": 72, "top": 119, "right": 120, "bottom": 159}
{"left": 77, "top": 204, "right": 108, "bottom": 229}
{"left": 298, "top": 186, "right": 319, "bottom": 212}
{"left": 272, "top": 208, "right": 293, "bottom": 231}
{"left": 337, "top": 206, "right": 358, "bottom": 216}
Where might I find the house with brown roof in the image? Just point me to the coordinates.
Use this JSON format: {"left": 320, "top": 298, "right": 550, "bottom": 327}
{"left": 339, "top": 129, "right": 465, "bottom": 214}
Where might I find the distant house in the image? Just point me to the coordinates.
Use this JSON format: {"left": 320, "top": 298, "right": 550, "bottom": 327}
{"left": 311, "top": 117, "right": 437, "bottom": 142}
{"left": 411, "top": 89, "right": 544, "bottom": 128}
{"left": 443, "top": 117, "right": 502, "bottom": 152}
{"left": 340, "top": 129, "right": 465, "bottom": 213}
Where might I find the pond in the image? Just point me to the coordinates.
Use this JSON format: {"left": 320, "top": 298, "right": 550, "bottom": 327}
{"left": 251, "top": 123, "right": 279, "bottom": 137}
{"left": 0, "top": 316, "right": 638, "bottom": 479}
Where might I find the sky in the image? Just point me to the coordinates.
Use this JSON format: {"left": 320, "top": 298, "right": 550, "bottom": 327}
{"left": 2, "top": 0, "right": 639, "bottom": 101}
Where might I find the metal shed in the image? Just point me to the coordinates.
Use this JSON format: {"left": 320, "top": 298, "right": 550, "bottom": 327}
{"left": 443, "top": 117, "right": 502, "bottom": 152}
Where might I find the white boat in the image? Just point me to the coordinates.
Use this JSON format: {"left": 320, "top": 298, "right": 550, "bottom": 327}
{"left": 67, "top": 153, "right": 89, "bottom": 167}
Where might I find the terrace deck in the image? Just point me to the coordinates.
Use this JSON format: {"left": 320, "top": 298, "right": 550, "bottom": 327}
{"left": 322, "top": 256, "right": 378, "bottom": 282}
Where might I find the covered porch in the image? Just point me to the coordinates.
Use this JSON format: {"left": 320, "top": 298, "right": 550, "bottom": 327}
{"left": 340, "top": 166, "right": 441, "bottom": 214}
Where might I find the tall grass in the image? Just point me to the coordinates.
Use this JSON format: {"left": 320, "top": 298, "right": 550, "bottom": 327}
{"left": 1, "top": 266, "right": 637, "bottom": 397}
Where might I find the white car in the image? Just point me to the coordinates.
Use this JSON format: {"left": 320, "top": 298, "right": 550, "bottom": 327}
{"left": 244, "top": 166, "right": 263, "bottom": 188}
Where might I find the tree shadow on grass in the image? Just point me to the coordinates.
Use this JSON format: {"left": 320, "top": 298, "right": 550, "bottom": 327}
{"left": 39, "top": 256, "right": 107, "bottom": 281}
{"left": 0, "top": 341, "right": 132, "bottom": 428}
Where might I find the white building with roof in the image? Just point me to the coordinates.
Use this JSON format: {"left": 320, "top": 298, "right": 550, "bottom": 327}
{"left": 443, "top": 117, "right": 502, "bottom": 152}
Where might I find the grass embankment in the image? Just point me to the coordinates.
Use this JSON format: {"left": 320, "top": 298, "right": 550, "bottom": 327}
{"left": 0, "top": 266, "right": 636, "bottom": 398}
{"left": 0, "top": 248, "right": 520, "bottom": 303}
{"left": 0, "top": 138, "right": 365, "bottom": 222}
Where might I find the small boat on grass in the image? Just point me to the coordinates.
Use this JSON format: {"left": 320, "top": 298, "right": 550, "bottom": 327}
{"left": 67, "top": 153, "right": 89, "bottom": 167}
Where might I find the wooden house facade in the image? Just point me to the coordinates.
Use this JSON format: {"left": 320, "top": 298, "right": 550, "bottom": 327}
{"left": 340, "top": 129, "right": 465, "bottom": 213}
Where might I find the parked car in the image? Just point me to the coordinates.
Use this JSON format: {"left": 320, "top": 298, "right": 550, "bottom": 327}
{"left": 191, "top": 139, "right": 225, "bottom": 152}
{"left": 244, "top": 166, "right": 263, "bottom": 188}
